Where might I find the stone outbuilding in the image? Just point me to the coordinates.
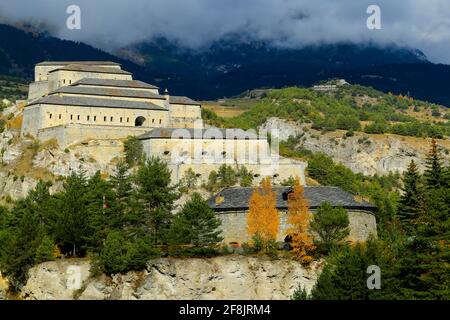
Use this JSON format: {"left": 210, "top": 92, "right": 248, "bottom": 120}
{"left": 208, "top": 186, "right": 377, "bottom": 245}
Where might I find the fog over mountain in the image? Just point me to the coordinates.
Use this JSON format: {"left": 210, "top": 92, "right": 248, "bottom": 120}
{"left": 1, "top": 0, "right": 450, "bottom": 64}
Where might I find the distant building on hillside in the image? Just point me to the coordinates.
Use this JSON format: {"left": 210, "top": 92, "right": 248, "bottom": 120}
{"left": 312, "top": 79, "right": 349, "bottom": 92}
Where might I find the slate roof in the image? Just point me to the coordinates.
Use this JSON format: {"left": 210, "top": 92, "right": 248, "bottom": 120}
{"left": 138, "top": 127, "right": 266, "bottom": 140}
{"left": 169, "top": 96, "right": 200, "bottom": 105}
{"left": 36, "top": 61, "right": 120, "bottom": 66}
{"left": 26, "top": 95, "right": 168, "bottom": 111}
{"left": 48, "top": 64, "right": 131, "bottom": 75}
{"left": 72, "top": 78, "right": 159, "bottom": 89}
{"left": 50, "top": 85, "right": 165, "bottom": 100}
{"left": 208, "top": 186, "right": 377, "bottom": 213}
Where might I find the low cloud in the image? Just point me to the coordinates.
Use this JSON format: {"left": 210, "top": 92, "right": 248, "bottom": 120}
{"left": 1, "top": 0, "right": 450, "bottom": 63}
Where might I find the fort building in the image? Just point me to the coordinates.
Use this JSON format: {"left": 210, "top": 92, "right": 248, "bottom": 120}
{"left": 22, "top": 61, "right": 307, "bottom": 184}
{"left": 208, "top": 186, "right": 377, "bottom": 245}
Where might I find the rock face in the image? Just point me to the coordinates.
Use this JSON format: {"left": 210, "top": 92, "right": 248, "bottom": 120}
{"left": 261, "top": 118, "right": 450, "bottom": 176}
{"left": 0, "top": 272, "right": 8, "bottom": 300}
{"left": 21, "top": 256, "right": 321, "bottom": 300}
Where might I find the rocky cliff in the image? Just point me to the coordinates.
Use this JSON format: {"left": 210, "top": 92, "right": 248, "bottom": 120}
{"left": 20, "top": 256, "right": 321, "bottom": 300}
{"left": 261, "top": 117, "right": 450, "bottom": 176}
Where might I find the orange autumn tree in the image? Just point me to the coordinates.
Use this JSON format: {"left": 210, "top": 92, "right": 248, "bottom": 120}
{"left": 287, "top": 179, "right": 315, "bottom": 264}
{"left": 247, "top": 177, "right": 279, "bottom": 246}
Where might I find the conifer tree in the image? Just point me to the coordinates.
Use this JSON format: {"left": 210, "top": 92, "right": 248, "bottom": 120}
{"left": 135, "top": 157, "right": 179, "bottom": 245}
{"left": 109, "top": 161, "right": 140, "bottom": 234}
{"left": 310, "top": 202, "right": 349, "bottom": 252}
{"left": 397, "top": 160, "right": 423, "bottom": 224}
{"left": 424, "top": 139, "right": 443, "bottom": 188}
{"left": 52, "top": 171, "right": 90, "bottom": 256}
{"left": 169, "top": 192, "right": 222, "bottom": 247}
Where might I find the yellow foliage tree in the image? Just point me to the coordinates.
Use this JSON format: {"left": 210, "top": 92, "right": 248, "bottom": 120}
{"left": 287, "top": 179, "right": 315, "bottom": 264}
{"left": 247, "top": 177, "right": 279, "bottom": 243}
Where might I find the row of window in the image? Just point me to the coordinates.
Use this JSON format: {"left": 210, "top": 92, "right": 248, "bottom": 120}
{"left": 60, "top": 79, "right": 72, "bottom": 85}
{"left": 48, "top": 113, "right": 162, "bottom": 124}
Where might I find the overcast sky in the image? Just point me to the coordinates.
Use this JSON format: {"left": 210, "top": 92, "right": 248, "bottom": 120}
{"left": 1, "top": 0, "right": 450, "bottom": 63}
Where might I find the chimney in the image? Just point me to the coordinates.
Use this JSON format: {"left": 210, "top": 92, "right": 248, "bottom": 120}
{"left": 164, "top": 88, "right": 170, "bottom": 102}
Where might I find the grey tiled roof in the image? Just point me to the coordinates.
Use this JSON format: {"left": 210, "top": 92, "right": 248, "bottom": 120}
{"left": 48, "top": 64, "right": 131, "bottom": 75}
{"left": 169, "top": 96, "right": 200, "bottom": 105}
{"left": 50, "top": 86, "right": 165, "bottom": 100}
{"left": 138, "top": 127, "right": 266, "bottom": 140}
{"left": 208, "top": 186, "right": 377, "bottom": 213}
{"left": 26, "top": 95, "right": 168, "bottom": 111}
{"left": 36, "top": 61, "right": 120, "bottom": 66}
{"left": 72, "top": 78, "right": 159, "bottom": 89}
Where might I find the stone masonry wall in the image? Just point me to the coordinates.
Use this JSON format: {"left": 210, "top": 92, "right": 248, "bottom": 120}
{"left": 218, "top": 209, "right": 377, "bottom": 244}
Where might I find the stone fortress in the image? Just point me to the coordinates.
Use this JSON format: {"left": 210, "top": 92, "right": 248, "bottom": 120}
{"left": 18, "top": 61, "right": 377, "bottom": 246}
{"left": 21, "top": 61, "right": 307, "bottom": 185}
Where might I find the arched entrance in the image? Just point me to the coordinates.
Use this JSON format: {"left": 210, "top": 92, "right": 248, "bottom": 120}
{"left": 135, "top": 116, "right": 146, "bottom": 127}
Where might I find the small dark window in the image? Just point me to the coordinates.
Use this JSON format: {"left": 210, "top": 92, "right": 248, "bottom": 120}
{"left": 127, "top": 117, "right": 129, "bottom": 122}
{"left": 59, "top": 114, "right": 61, "bottom": 119}
{"left": 163, "top": 151, "right": 170, "bottom": 155}
{"left": 110, "top": 116, "right": 113, "bottom": 121}
{"left": 70, "top": 115, "right": 73, "bottom": 120}
{"left": 120, "top": 117, "right": 123, "bottom": 123}
{"left": 49, "top": 113, "right": 52, "bottom": 119}
{"left": 94, "top": 116, "right": 97, "bottom": 121}
{"left": 152, "top": 119, "right": 155, "bottom": 123}
{"left": 159, "top": 119, "right": 162, "bottom": 124}
{"left": 104, "top": 116, "right": 107, "bottom": 121}
{"left": 77, "top": 115, "right": 80, "bottom": 120}
{"left": 87, "top": 116, "right": 90, "bottom": 121}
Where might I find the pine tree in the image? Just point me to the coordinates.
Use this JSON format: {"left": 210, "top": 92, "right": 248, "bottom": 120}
{"left": 52, "top": 171, "right": 90, "bottom": 256}
{"left": 109, "top": 161, "right": 141, "bottom": 235}
{"left": 247, "top": 177, "right": 280, "bottom": 243}
{"left": 135, "top": 157, "right": 179, "bottom": 245}
{"left": 310, "top": 202, "right": 349, "bottom": 253}
{"left": 397, "top": 160, "right": 423, "bottom": 224}
{"left": 169, "top": 192, "right": 222, "bottom": 247}
{"left": 84, "top": 171, "right": 116, "bottom": 250}
{"left": 35, "top": 235, "right": 56, "bottom": 263}
{"left": 287, "top": 179, "right": 315, "bottom": 263}
{"left": 424, "top": 139, "right": 443, "bottom": 188}
{"left": 123, "top": 136, "right": 144, "bottom": 167}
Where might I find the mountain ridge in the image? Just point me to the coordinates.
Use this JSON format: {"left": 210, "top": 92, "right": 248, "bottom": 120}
{"left": 1, "top": 23, "right": 450, "bottom": 105}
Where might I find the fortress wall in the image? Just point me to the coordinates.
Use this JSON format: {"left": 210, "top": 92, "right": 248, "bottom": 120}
{"left": 76, "top": 84, "right": 160, "bottom": 95}
{"left": 28, "top": 81, "right": 49, "bottom": 101}
{"left": 48, "top": 70, "right": 132, "bottom": 92}
{"left": 35, "top": 64, "right": 122, "bottom": 82}
{"left": 217, "top": 209, "right": 377, "bottom": 244}
{"left": 142, "top": 138, "right": 270, "bottom": 163}
{"left": 54, "top": 92, "right": 166, "bottom": 106}
{"left": 170, "top": 104, "right": 201, "bottom": 119}
{"left": 38, "top": 104, "right": 169, "bottom": 129}
{"left": 21, "top": 105, "right": 43, "bottom": 137}
{"left": 37, "top": 124, "right": 149, "bottom": 147}
{"left": 167, "top": 161, "right": 306, "bottom": 186}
